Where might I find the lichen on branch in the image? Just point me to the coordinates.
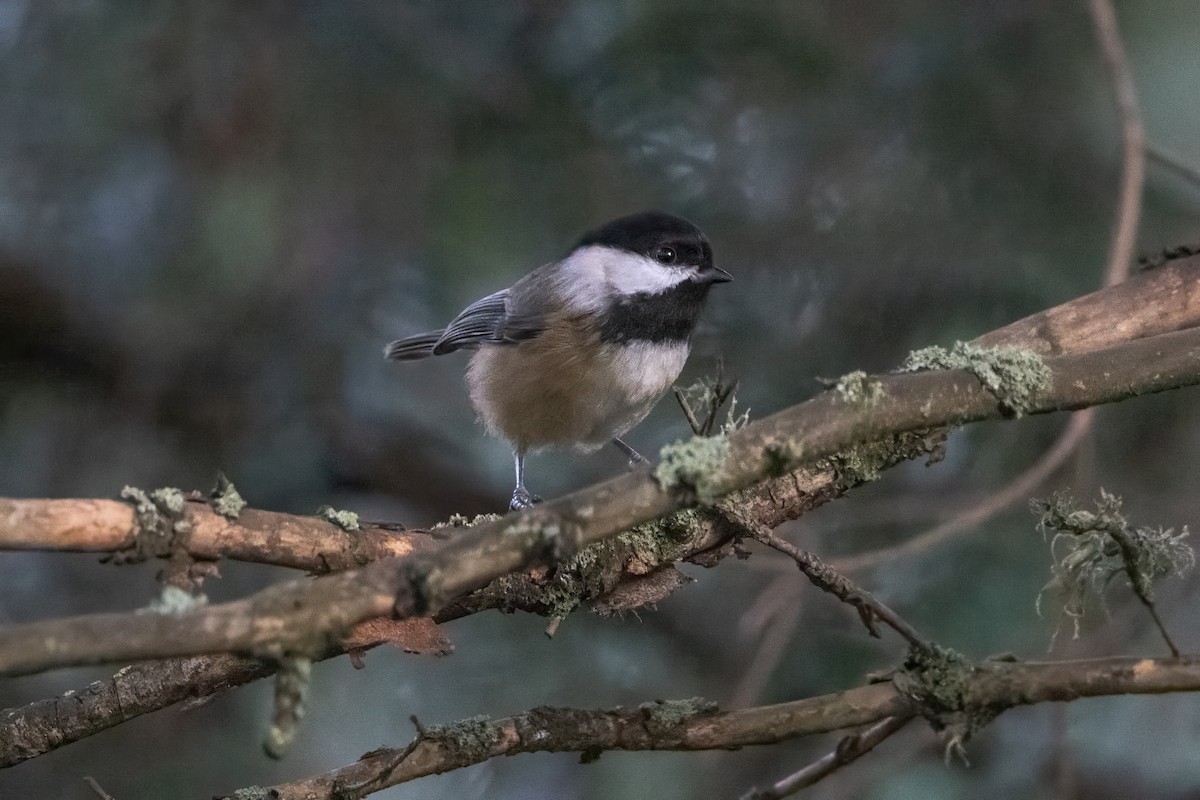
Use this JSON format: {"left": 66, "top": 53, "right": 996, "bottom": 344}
{"left": 902, "top": 341, "right": 1050, "bottom": 417}
{"left": 1033, "top": 489, "right": 1194, "bottom": 645}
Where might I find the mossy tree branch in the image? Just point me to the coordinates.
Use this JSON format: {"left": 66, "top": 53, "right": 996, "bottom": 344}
{"left": 217, "top": 656, "right": 1200, "bottom": 799}
{"left": 2, "top": 324, "right": 1200, "bottom": 678}
{"left": 2, "top": 255, "right": 1200, "bottom": 768}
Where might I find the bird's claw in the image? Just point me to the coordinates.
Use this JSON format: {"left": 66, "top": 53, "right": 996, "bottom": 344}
{"left": 509, "top": 487, "right": 542, "bottom": 511}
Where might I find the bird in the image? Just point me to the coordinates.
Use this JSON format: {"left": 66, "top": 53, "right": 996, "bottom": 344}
{"left": 384, "top": 211, "right": 730, "bottom": 511}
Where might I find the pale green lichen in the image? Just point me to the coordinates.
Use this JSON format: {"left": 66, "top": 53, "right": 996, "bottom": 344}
{"left": 828, "top": 444, "right": 884, "bottom": 485}
{"left": 142, "top": 585, "right": 207, "bottom": 615}
{"left": 826, "top": 430, "right": 941, "bottom": 488}
{"left": 466, "top": 509, "right": 706, "bottom": 625}
{"left": 1033, "top": 489, "right": 1194, "bottom": 645}
{"left": 762, "top": 440, "right": 803, "bottom": 477}
{"left": 264, "top": 656, "right": 313, "bottom": 760}
{"left": 433, "top": 512, "right": 503, "bottom": 530}
{"left": 655, "top": 435, "right": 731, "bottom": 505}
{"left": 834, "top": 370, "right": 886, "bottom": 407}
{"left": 902, "top": 341, "right": 1050, "bottom": 417}
{"left": 893, "top": 644, "right": 989, "bottom": 764}
{"left": 423, "top": 714, "right": 502, "bottom": 756}
{"left": 317, "top": 505, "right": 360, "bottom": 531}
{"left": 639, "top": 697, "right": 719, "bottom": 733}
{"left": 117, "top": 485, "right": 189, "bottom": 562}
{"left": 226, "top": 788, "right": 271, "bottom": 800}
{"left": 210, "top": 472, "right": 247, "bottom": 519}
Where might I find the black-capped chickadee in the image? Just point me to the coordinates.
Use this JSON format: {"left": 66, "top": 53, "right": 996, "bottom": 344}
{"left": 385, "top": 211, "right": 731, "bottom": 510}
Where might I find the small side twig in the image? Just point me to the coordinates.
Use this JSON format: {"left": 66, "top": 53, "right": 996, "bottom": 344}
{"left": 673, "top": 364, "right": 737, "bottom": 436}
{"left": 1147, "top": 144, "right": 1200, "bottom": 189}
{"left": 338, "top": 715, "right": 429, "bottom": 797}
{"left": 739, "top": 714, "right": 915, "bottom": 800}
{"left": 723, "top": 509, "right": 931, "bottom": 651}
{"left": 83, "top": 776, "right": 116, "bottom": 800}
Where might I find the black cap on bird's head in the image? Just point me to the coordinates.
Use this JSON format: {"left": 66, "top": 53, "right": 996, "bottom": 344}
{"left": 575, "top": 211, "right": 731, "bottom": 284}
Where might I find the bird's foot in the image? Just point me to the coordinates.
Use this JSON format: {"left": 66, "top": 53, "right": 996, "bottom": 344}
{"left": 509, "top": 487, "right": 542, "bottom": 511}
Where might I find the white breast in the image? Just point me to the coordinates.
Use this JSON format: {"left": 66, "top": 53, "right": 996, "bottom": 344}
{"left": 608, "top": 340, "right": 691, "bottom": 405}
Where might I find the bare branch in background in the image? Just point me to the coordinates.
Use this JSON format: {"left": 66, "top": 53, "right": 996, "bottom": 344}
{"left": 218, "top": 656, "right": 1200, "bottom": 799}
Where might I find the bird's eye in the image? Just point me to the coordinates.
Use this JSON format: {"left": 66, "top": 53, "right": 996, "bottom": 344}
{"left": 653, "top": 245, "right": 677, "bottom": 264}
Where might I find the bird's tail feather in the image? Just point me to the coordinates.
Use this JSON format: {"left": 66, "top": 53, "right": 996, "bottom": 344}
{"left": 383, "top": 331, "right": 444, "bottom": 361}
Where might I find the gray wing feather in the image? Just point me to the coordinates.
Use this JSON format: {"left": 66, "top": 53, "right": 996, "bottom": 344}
{"left": 384, "top": 273, "right": 552, "bottom": 362}
{"left": 432, "top": 288, "right": 547, "bottom": 354}
{"left": 383, "top": 331, "right": 443, "bottom": 361}
{"left": 432, "top": 290, "right": 510, "bottom": 354}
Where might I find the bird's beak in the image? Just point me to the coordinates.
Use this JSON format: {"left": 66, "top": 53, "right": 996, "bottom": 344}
{"left": 696, "top": 265, "right": 733, "bottom": 284}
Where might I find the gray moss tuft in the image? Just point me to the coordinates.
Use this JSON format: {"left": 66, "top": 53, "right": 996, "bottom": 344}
{"left": 1033, "top": 489, "right": 1194, "bottom": 644}
{"left": 143, "top": 585, "right": 207, "bottom": 615}
{"left": 424, "top": 714, "right": 503, "bottom": 757}
{"left": 116, "top": 485, "right": 190, "bottom": 562}
{"left": 655, "top": 435, "right": 731, "bottom": 505}
{"left": 902, "top": 341, "right": 1050, "bottom": 417}
{"left": 834, "top": 370, "right": 885, "bottom": 407}
{"left": 893, "top": 644, "right": 992, "bottom": 763}
{"left": 210, "top": 472, "right": 247, "bottom": 519}
{"left": 433, "top": 512, "right": 504, "bottom": 530}
{"left": 639, "top": 697, "right": 719, "bottom": 733}
{"left": 317, "top": 505, "right": 360, "bottom": 531}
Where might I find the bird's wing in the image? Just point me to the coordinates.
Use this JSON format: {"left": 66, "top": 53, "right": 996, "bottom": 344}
{"left": 431, "top": 288, "right": 547, "bottom": 355}
{"left": 383, "top": 331, "right": 443, "bottom": 361}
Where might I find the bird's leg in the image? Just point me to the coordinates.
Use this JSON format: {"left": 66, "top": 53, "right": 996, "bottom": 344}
{"left": 612, "top": 437, "right": 650, "bottom": 469}
{"left": 510, "top": 449, "right": 542, "bottom": 510}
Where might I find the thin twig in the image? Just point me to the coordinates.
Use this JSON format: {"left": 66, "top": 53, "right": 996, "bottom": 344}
{"left": 729, "top": 512, "right": 931, "bottom": 650}
{"left": 673, "top": 387, "right": 706, "bottom": 436}
{"left": 83, "top": 777, "right": 116, "bottom": 800}
{"left": 1087, "top": 0, "right": 1144, "bottom": 287}
{"left": 1107, "top": 527, "right": 1182, "bottom": 657}
{"left": 834, "top": 410, "right": 1094, "bottom": 573}
{"left": 1147, "top": 144, "right": 1200, "bottom": 189}
{"left": 740, "top": 715, "right": 915, "bottom": 800}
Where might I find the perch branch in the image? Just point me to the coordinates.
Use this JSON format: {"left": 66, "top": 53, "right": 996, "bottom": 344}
{"left": 3, "top": 326, "right": 1200, "bottom": 677}
{"left": 3, "top": 259, "right": 1200, "bottom": 765}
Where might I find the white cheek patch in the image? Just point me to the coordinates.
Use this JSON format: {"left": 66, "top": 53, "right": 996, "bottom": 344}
{"left": 557, "top": 244, "right": 689, "bottom": 312}
{"left": 605, "top": 251, "right": 690, "bottom": 295}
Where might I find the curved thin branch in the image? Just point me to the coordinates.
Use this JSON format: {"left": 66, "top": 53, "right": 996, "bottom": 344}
{"left": 834, "top": 409, "right": 1095, "bottom": 573}
{"left": 3, "top": 326, "right": 1200, "bottom": 677}
{"left": 740, "top": 715, "right": 915, "bottom": 800}
{"left": 1086, "top": 0, "right": 1144, "bottom": 288}
{"left": 221, "top": 656, "right": 1200, "bottom": 799}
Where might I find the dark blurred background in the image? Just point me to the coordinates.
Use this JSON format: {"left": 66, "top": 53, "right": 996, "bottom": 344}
{"left": 2, "top": 2, "right": 1199, "bottom": 798}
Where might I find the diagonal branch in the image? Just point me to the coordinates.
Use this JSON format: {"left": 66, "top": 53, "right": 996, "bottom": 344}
{"left": 3, "top": 258, "right": 1200, "bottom": 766}
{"left": 3, "top": 326, "right": 1200, "bottom": 677}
